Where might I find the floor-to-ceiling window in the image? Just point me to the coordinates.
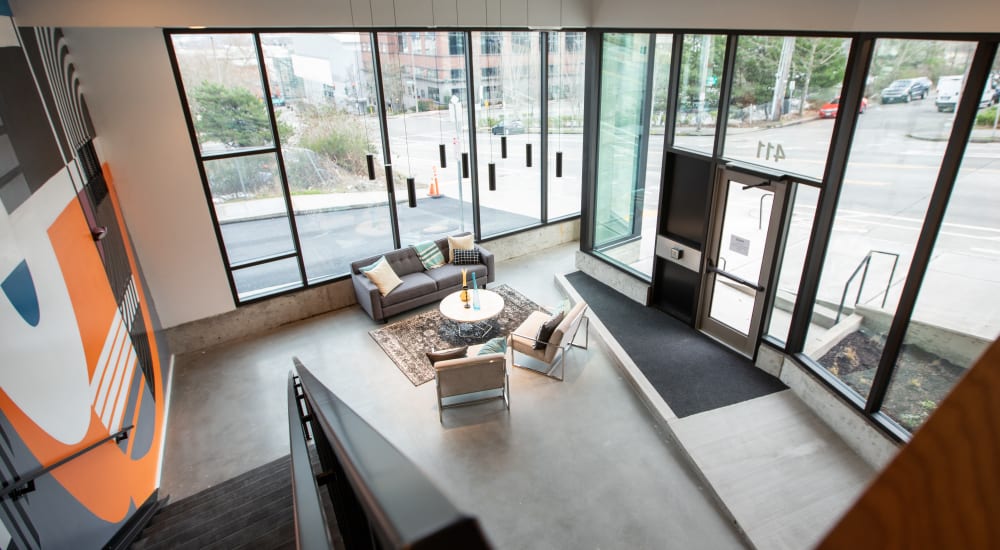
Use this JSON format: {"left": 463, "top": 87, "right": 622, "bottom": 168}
{"left": 804, "top": 39, "right": 978, "bottom": 404}
{"left": 547, "top": 32, "right": 586, "bottom": 220}
{"left": 168, "top": 28, "right": 582, "bottom": 304}
{"left": 472, "top": 31, "right": 543, "bottom": 237}
{"left": 377, "top": 31, "right": 474, "bottom": 243}
{"left": 592, "top": 33, "right": 674, "bottom": 278}
{"left": 171, "top": 33, "right": 305, "bottom": 300}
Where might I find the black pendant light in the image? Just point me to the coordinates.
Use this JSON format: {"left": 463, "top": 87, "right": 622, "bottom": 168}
{"left": 462, "top": 152, "right": 470, "bottom": 178}
{"left": 556, "top": 151, "right": 563, "bottom": 178}
{"left": 366, "top": 153, "right": 376, "bottom": 180}
{"left": 439, "top": 144, "right": 447, "bottom": 168}
{"left": 406, "top": 177, "right": 416, "bottom": 207}
{"left": 488, "top": 162, "right": 496, "bottom": 191}
{"left": 525, "top": 143, "right": 532, "bottom": 167}
{"left": 501, "top": 135, "right": 508, "bottom": 158}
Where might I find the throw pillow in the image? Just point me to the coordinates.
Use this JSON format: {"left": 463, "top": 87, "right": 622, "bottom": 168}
{"left": 533, "top": 311, "right": 565, "bottom": 350}
{"left": 361, "top": 256, "right": 403, "bottom": 297}
{"left": 411, "top": 240, "right": 445, "bottom": 270}
{"left": 426, "top": 346, "right": 468, "bottom": 364}
{"left": 477, "top": 336, "right": 508, "bottom": 355}
{"left": 452, "top": 248, "right": 480, "bottom": 265}
{"left": 447, "top": 234, "right": 475, "bottom": 262}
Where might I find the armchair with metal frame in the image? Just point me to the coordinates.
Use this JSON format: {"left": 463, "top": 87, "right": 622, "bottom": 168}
{"left": 509, "top": 302, "right": 589, "bottom": 381}
{"left": 433, "top": 346, "right": 509, "bottom": 422}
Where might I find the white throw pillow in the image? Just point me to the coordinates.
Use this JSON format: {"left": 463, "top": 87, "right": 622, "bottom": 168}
{"left": 447, "top": 234, "right": 475, "bottom": 263}
{"left": 362, "top": 257, "right": 403, "bottom": 297}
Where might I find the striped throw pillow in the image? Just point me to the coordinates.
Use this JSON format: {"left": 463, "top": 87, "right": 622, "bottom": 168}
{"left": 452, "top": 248, "right": 480, "bottom": 265}
{"left": 411, "top": 240, "right": 445, "bottom": 270}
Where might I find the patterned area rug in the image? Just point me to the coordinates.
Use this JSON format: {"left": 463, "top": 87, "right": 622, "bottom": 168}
{"left": 370, "top": 284, "right": 541, "bottom": 386}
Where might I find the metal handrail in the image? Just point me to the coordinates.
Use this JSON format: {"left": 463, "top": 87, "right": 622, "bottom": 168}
{"left": 835, "top": 250, "right": 900, "bottom": 323}
{"left": 0, "top": 425, "right": 133, "bottom": 501}
{"left": 288, "top": 372, "right": 334, "bottom": 550}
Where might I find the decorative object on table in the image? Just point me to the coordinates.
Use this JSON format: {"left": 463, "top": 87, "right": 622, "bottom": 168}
{"left": 369, "top": 284, "right": 540, "bottom": 386}
{"left": 510, "top": 301, "right": 590, "bottom": 381}
{"left": 460, "top": 268, "right": 470, "bottom": 303}
{"left": 472, "top": 273, "right": 481, "bottom": 311}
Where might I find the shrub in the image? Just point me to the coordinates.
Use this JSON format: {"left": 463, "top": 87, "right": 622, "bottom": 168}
{"left": 976, "top": 106, "right": 998, "bottom": 127}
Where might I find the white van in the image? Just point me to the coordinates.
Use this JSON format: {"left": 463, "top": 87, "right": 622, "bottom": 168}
{"left": 935, "top": 74, "right": 996, "bottom": 112}
{"left": 935, "top": 75, "right": 964, "bottom": 112}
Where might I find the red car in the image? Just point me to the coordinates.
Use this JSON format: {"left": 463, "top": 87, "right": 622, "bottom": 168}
{"left": 818, "top": 96, "right": 868, "bottom": 118}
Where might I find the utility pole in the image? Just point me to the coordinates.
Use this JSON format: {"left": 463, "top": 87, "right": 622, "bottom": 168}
{"left": 770, "top": 36, "right": 796, "bottom": 121}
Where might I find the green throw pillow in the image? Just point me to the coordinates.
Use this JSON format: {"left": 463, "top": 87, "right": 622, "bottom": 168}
{"left": 477, "top": 336, "right": 508, "bottom": 355}
{"left": 411, "top": 240, "right": 445, "bottom": 270}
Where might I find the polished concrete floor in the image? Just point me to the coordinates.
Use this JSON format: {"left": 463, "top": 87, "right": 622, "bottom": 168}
{"left": 161, "top": 242, "right": 747, "bottom": 549}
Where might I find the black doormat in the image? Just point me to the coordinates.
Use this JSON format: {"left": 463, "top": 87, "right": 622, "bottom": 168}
{"left": 566, "top": 271, "right": 786, "bottom": 418}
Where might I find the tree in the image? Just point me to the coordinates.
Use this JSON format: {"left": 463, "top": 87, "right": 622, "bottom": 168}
{"left": 792, "top": 38, "right": 849, "bottom": 115}
{"left": 191, "top": 82, "right": 275, "bottom": 148}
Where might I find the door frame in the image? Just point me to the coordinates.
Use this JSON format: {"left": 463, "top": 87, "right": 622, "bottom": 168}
{"left": 697, "top": 165, "right": 788, "bottom": 357}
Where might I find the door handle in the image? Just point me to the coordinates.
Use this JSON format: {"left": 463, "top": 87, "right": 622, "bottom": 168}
{"left": 707, "top": 265, "right": 765, "bottom": 292}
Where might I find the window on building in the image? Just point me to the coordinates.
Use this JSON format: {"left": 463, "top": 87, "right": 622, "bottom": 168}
{"left": 448, "top": 32, "right": 465, "bottom": 55}
{"left": 481, "top": 32, "right": 502, "bottom": 55}
{"left": 548, "top": 32, "right": 587, "bottom": 221}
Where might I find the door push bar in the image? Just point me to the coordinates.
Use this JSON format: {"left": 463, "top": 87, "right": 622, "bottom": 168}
{"left": 707, "top": 264, "right": 765, "bottom": 292}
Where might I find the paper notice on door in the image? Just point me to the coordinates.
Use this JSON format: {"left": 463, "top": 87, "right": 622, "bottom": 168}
{"left": 729, "top": 235, "right": 751, "bottom": 256}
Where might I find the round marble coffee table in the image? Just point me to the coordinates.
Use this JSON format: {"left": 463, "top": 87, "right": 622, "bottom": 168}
{"left": 439, "top": 289, "right": 505, "bottom": 338}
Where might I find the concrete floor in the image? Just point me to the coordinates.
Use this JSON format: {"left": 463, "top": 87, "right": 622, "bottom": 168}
{"left": 161, "top": 241, "right": 747, "bottom": 549}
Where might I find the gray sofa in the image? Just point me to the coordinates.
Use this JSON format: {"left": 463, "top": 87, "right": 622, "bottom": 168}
{"left": 350, "top": 233, "right": 495, "bottom": 323}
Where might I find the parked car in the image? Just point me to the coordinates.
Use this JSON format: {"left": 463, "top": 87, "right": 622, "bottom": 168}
{"left": 880, "top": 77, "right": 931, "bottom": 104}
{"left": 818, "top": 96, "right": 868, "bottom": 118}
{"left": 935, "top": 74, "right": 996, "bottom": 112}
{"left": 491, "top": 120, "right": 525, "bottom": 135}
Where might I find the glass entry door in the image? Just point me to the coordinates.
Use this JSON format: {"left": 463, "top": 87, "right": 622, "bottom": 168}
{"left": 698, "top": 168, "right": 786, "bottom": 356}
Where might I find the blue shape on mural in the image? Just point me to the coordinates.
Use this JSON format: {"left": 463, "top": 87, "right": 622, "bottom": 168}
{"left": 2, "top": 260, "right": 40, "bottom": 326}
{"left": 0, "top": 0, "right": 10, "bottom": 17}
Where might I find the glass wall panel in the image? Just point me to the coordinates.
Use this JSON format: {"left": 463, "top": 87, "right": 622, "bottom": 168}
{"left": 766, "top": 184, "right": 819, "bottom": 343}
{"left": 881, "top": 53, "right": 1000, "bottom": 431}
{"left": 377, "top": 32, "right": 474, "bottom": 244}
{"left": 547, "top": 32, "right": 587, "bottom": 220}
{"left": 674, "top": 34, "right": 726, "bottom": 153}
{"left": 203, "top": 153, "right": 294, "bottom": 265}
{"left": 724, "top": 36, "right": 850, "bottom": 179}
{"left": 261, "top": 32, "right": 394, "bottom": 283}
{"left": 231, "top": 257, "right": 303, "bottom": 301}
{"left": 171, "top": 34, "right": 275, "bottom": 154}
{"left": 472, "top": 31, "right": 543, "bottom": 237}
{"left": 594, "top": 33, "right": 650, "bottom": 253}
{"left": 804, "top": 39, "right": 977, "bottom": 401}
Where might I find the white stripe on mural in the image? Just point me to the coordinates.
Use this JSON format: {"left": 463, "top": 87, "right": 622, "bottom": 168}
{"left": 95, "top": 314, "right": 129, "bottom": 418}
{"left": 101, "top": 342, "right": 133, "bottom": 429}
{"left": 90, "top": 308, "right": 123, "bottom": 398}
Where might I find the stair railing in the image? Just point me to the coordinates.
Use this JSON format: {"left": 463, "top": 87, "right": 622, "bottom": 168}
{"left": 835, "top": 250, "right": 900, "bottom": 324}
{"left": 290, "top": 357, "right": 492, "bottom": 550}
{"left": 288, "top": 371, "right": 335, "bottom": 550}
{"left": 0, "top": 425, "right": 133, "bottom": 502}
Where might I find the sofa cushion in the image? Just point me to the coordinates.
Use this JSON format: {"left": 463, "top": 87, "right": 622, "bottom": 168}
{"left": 534, "top": 311, "right": 565, "bottom": 350}
{"left": 383, "top": 247, "right": 426, "bottom": 276}
{"left": 478, "top": 336, "right": 508, "bottom": 355}
{"left": 453, "top": 248, "right": 480, "bottom": 265}
{"left": 411, "top": 240, "right": 445, "bottom": 270}
{"left": 360, "top": 257, "right": 403, "bottom": 297}
{"left": 380, "top": 272, "right": 437, "bottom": 306}
{"left": 447, "top": 234, "right": 475, "bottom": 262}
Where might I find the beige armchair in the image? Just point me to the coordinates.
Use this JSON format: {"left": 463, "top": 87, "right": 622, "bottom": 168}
{"left": 510, "top": 301, "right": 589, "bottom": 381}
{"left": 433, "top": 345, "right": 509, "bottom": 422}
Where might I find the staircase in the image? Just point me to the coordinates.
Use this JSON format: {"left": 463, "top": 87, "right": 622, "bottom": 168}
{"left": 130, "top": 455, "right": 299, "bottom": 549}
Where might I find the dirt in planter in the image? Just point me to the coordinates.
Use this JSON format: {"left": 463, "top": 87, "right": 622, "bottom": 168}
{"left": 818, "top": 329, "right": 967, "bottom": 432}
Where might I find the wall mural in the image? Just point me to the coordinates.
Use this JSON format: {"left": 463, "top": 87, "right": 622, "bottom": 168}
{"left": 0, "top": 22, "right": 166, "bottom": 549}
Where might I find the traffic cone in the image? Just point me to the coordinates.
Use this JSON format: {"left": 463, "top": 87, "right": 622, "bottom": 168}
{"left": 428, "top": 167, "right": 442, "bottom": 198}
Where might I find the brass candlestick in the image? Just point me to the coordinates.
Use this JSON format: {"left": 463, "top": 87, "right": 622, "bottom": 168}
{"left": 461, "top": 285, "right": 470, "bottom": 308}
